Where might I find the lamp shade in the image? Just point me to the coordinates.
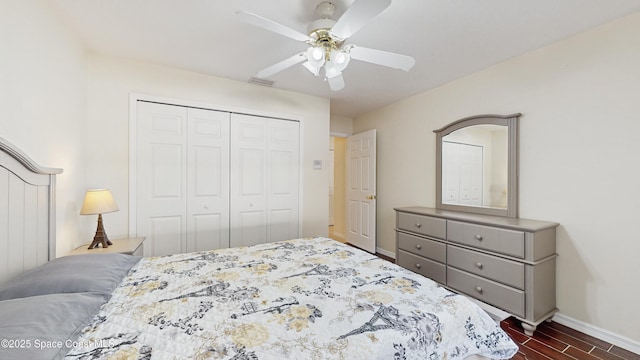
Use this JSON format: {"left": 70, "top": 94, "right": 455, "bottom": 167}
{"left": 80, "top": 189, "right": 119, "bottom": 215}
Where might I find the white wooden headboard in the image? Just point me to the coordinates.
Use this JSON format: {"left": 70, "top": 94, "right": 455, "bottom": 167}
{"left": 0, "top": 137, "right": 62, "bottom": 285}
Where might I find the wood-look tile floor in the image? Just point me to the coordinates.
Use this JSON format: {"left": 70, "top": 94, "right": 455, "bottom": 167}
{"left": 500, "top": 317, "right": 640, "bottom": 360}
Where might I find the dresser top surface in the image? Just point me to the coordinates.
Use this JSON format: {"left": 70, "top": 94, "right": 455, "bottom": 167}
{"left": 395, "top": 206, "right": 559, "bottom": 231}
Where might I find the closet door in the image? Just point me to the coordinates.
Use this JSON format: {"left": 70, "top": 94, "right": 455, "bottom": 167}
{"left": 230, "top": 114, "right": 267, "bottom": 247}
{"left": 267, "top": 118, "right": 300, "bottom": 242}
{"left": 137, "top": 102, "right": 231, "bottom": 256}
{"left": 229, "top": 114, "right": 299, "bottom": 247}
{"left": 136, "top": 102, "right": 299, "bottom": 255}
{"left": 186, "top": 108, "right": 230, "bottom": 252}
{"left": 136, "top": 102, "right": 188, "bottom": 256}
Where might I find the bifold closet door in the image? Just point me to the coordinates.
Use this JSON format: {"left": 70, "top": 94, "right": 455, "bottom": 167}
{"left": 230, "top": 114, "right": 299, "bottom": 247}
{"left": 186, "top": 108, "right": 230, "bottom": 253}
{"left": 136, "top": 102, "right": 230, "bottom": 256}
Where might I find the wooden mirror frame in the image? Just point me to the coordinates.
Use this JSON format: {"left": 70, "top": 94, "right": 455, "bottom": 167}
{"left": 434, "top": 113, "right": 520, "bottom": 218}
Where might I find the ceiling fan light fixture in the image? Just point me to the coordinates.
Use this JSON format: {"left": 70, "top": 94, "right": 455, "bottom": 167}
{"left": 310, "top": 47, "right": 324, "bottom": 61}
{"left": 324, "top": 61, "right": 342, "bottom": 79}
{"left": 241, "top": 0, "right": 414, "bottom": 91}
{"left": 329, "top": 49, "right": 350, "bottom": 72}
{"left": 306, "top": 46, "right": 325, "bottom": 65}
{"left": 303, "top": 61, "right": 321, "bottom": 76}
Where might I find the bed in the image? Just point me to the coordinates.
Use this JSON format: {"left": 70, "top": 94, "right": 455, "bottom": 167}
{"left": 0, "top": 137, "right": 519, "bottom": 360}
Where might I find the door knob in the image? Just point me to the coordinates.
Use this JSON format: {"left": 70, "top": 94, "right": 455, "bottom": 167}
{"left": 366, "top": 195, "right": 376, "bottom": 200}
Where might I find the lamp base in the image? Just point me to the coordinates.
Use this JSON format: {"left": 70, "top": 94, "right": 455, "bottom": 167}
{"left": 87, "top": 234, "right": 109, "bottom": 249}
{"left": 87, "top": 213, "right": 113, "bottom": 249}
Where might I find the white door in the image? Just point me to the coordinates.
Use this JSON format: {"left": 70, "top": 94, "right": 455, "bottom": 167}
{"left": 346, "top": 129, "right": 377, "bottom": 253}
{"left": 266, "top": 118, "right": 300, "bottom": 242}
{"left": 186, "top": 108, "right": 230, "bottom": 252}
{"left": 230, "top": 114, "right": 299, "bottom": 247}
{"left": 137, "top": 102, "right": 231, "bottom": 256}
{"left": 230, "top": 114, "right": 267, "bottom": 247}
{"left": 136, "top": 102, "right": 188, "bottom": 256}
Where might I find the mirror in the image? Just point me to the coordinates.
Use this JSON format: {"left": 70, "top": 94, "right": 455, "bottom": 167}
{"left": 434, "top": 114, "right": 520, "bottom": 218}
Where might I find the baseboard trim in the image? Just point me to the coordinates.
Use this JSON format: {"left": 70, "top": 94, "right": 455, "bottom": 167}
{"left": 376, "top": 247, "right": 395, "bottom": 259}
{"left": 553, "top": 312, "right": 640, "bottom": 355}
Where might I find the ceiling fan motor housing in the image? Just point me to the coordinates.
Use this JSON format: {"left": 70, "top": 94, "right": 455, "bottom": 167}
{"left": 308, "top": 1, "right": 344, "bottom": 62}
{"left": 316, "top": 2, "right": 336, "bottom": 17}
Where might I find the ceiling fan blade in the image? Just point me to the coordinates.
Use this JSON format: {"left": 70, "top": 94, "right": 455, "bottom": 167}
{"left": 349, "top": 45, "right": 415, "bottom": 71}
{"left": 256, "top": 52, "right": 306, "bottom": 78}
{"left": 327, "top": 73, "right": 345, "bottom": 91}
{"left": 330, "top": 0, "right": 392, "bottom": 39}
{"left": 237, "top": 11, "right": 310, "bottom": 42}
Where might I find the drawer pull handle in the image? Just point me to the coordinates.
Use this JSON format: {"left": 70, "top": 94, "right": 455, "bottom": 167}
{"left": 415, "top": 244, "right": 422, "bottom": 250}
{"left": 475, "top": 286, "right": 483, "bottom": 294}
{"left": 415, "top": 263, "right": 422, "bottom": 269}
{"left": 415, "top": 222, "right": 422, "bottom": 228}
{"left": 475, "top": 234, "right": 483, "bottom": 241}
{"left": 475, "top": 262, "right": 483, "bottom": 269}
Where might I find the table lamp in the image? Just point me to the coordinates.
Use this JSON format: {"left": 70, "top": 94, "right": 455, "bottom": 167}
{"left": 80, "top": 189, "right": 119, "bottom": 249}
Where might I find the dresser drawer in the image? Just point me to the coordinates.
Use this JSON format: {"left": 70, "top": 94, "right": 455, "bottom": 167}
{"left": 397, "top": 232, "right": 446, "bottom": 263}
{"left": 397, "top": 250, "right": 446, "bottom": 284}
{"left": 447, "top": 220, "right": 525, "bottom": 258}
{"left": 447, "top": 267, "right": 525, "bottom": 318}
{"left": 397, "top": 212, "right": 446, "bottom": 239}
{"left": 447, "top": 245, "right": 524, "bottom": 289}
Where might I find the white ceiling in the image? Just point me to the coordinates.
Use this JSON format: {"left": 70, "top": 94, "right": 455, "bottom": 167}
{"left": 50, "top": 0, "right": 640, "bottom": 118}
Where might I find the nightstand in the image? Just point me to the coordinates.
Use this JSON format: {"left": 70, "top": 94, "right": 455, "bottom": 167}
{"left": 69, "top": 237, "right": 146, "bottom": 256}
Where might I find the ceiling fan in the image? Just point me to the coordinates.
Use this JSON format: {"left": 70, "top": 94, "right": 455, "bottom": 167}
{"left": 238, "top": 0, "right": 415, "bottom": 91}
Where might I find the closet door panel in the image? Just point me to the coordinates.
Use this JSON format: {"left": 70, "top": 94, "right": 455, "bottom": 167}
{"left": 147, "top": 216, "right": 183, "bottom": 256}
{"left": 187, "top": 108, "right": 230, "bottom": 252}
{"left": 230, "top": 114, "right": 267, "bottom": 247}
{"left": 267, "top": 119, "right": 299, "bottom": 242}
{"left": 137, "top": 102, "right": 188, "bottom": 256}
{"left": 237, "top": 210, "right": 266, "bottom": 247}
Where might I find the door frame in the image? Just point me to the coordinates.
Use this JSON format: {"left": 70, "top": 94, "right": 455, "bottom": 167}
{"left": 128, "top": 93, "right": 303, "bottom": 239}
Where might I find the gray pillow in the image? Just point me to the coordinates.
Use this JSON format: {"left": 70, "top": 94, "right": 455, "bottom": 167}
{"left": 0, "top": 253, "right": 141, "bottom": 300}
{"left": 0, "top": 292, "right": 106, "bottom": 360}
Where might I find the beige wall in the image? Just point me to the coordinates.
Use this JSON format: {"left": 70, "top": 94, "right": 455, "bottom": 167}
{"left": 330, "top": 115, "right": 353, "bottom": 135}
{"left": 354, "top": 13, "right": 640, "bottom": 343}
{"left": 0, "top": 0, "right": 88, "bottom": 256}
{"left": 85, "top": 54, "right": 331, "bottom": 249}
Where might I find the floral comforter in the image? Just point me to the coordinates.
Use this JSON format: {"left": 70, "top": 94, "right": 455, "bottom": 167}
{"left": 65, "top": 237, "right": 518, "bottom": 359}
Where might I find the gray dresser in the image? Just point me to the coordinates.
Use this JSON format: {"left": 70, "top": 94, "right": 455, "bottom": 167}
{"left": 395, "top": 206, "right": 558, "bottom": 335}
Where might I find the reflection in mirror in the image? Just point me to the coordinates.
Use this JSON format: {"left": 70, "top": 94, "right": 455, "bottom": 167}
{"left": 435, "top": 114, "right": 520, "bottom": 218}
{"left": 442, "top": 125, "right": 508, "bottom": 208}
